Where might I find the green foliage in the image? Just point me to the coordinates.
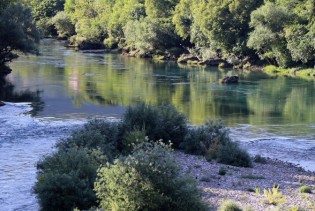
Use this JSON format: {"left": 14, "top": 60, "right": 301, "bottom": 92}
{"left": 172, "top": 0, "right": 191, "bottom": 40}
{"left": 299, "top": 185, "right": 312, "bottom": 193}
{"left": 247, "top": 2, "right": 293, "bottom": 67}
{"left": 95, "top": 142, "right": 208, "bottom": 211}
{"left": 34, "top": 148, "right": 101, "bottom": 211}
{"left": 121, "top": 103, "right": 187, "bottom": 148}
{"left": 241, "top": 174, "right": 265, "bottom": 179}
{"left": 57, "top": 120, "right": 119, "bottom": 161}
{"left": 34, "top": 119, "right": 121, "bottom": 210}
{"left": 219, "top": 200, "right": 243, "bottom": 211}
{"left": 180, "top": 120, "right": 230, "bottom": 160}
{"left": 253, "top": 155, "right": 267, "bottom": 164}
{"left": 121, "top": 128, "right": 147, "bottom": 154}
{"left": 52, "top": 11, "right": 75, "bottom": 38}
{"left": 25, "top": 0, "right": 315, "bottom": 67}
{"left": 0, "top": 3, "right": 40, "bottom": 65}
{"left": 192, "top": 0, "right": 263, "bottom": 61}
{"left": 218, "top": 167, "right": 227, "bottom": 176}
{"left": 217, "top": 141, "right": 252, "bottom": 167}
{"left": 124, "top": 18, "right": 182, "bottom": 55}
{"left": 263, "top": 185, "right": 287, "bottom": 205}
{"left": 29, "top": 0, "right": 65, "bottom": 35}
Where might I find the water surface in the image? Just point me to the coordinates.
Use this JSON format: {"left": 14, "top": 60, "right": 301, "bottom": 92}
{"left": 1, "top": 39, "right": 315, "bottom": 210}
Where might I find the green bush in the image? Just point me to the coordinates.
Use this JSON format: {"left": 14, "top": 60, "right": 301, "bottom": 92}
{"left": 57, "top": 120, "right": 119, "bottom": 161}
{"left": 217, "top": 141, "right": 252, "bottom": 167}
{"left": 299, "top": 185, "right": 312, "bottom": 193}
{"left": 219, "top": 200, "right": 243, "bottom": 211}
{"left": 95, "top": 142, "right": 208, "bottom": 211}
{"left": 34, "top": 148, "right": 101, "bottom": 211}
{"left": 121, "top": 103, "right": 188, "bottom": 148}
{"left": 121, "top": 128, "right": 147, "bottom": 154}
{"left": 219, "top": 167, "right": 227, "bottom": 175}
{"left": 253, "top": 155, "right": 267, "bottom": 164}
{"left": 180, "top": 120, "right": 231, "bottom": 160}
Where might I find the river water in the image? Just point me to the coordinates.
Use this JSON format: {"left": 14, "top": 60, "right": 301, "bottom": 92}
{"left": 1, "top": 39, "right": 315, "bottom": 210}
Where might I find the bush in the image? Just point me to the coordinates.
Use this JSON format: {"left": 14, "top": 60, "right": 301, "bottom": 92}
{"left": 219, "top": 167, "right": 227, "bottom": 175}
{"left": 56, "top": 120, "right": 119, "bottom": 161}
{"left": 34, "top": 148, "right": 101, "bottom": 211}
{"left": 121, "top": 128, "right": 147, "bottom": 154}
{"left": 299, "top": 185, "right": 312, "bottom": 193}
{"left": 253, "top": 155, "right": 267, "bottom": 164}
{"left": 217, "top": 141, "right": 252, "bottom": 167}
{"left": 121, "top": 103, "right": 188, "bottom": 148}
{"left": 180, "top": 120, "right": 231, "bottom": 160}
{"left": 95, "top": 142, "right": 208, "bottom": 211}
{"left": 219, "top": 200, "right": 242, "bottom": 211}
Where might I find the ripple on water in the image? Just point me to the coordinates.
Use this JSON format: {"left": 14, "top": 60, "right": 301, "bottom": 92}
{"left": 0, "top": 103, "right": 85, "bottom": 211}
{"left": 232, "top": 125, "right": 315, "bottom": 172}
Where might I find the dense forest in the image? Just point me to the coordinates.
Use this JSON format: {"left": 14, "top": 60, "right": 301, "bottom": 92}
{"left": 0, "top": 0, "right": 314, "bottom": 69}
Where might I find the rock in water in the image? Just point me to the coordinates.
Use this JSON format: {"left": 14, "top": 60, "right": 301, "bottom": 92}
{"left": 220, "top": 75, "right": 239, "bottom": 84}
{"left": 0, "top": 101, "right": 5, "bottom": 107}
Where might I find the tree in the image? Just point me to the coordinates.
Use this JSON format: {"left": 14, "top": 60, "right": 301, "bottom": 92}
{"left": 0, "top": 3, "right": 40, "bottom": 66}
{"left": 247, "top": 2, "right": 293, "bottom": 67}
{"left": 52, "top": 11, "right": 75, "bottom": 38}
{"left": 29, "top": 0, "right": 65, "bottom": 35}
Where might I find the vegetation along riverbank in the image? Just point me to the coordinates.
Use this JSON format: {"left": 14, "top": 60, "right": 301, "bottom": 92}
{"left": 1, "top": 0, "right": 315, "bottom": 76}
{"left": 34, "top": 103, "right": 315, "bottom": 211}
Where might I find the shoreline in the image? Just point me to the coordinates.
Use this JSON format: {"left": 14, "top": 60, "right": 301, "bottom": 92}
{"left": 176, "top": 151, "right": 315, "bottom": 210}
{"left": 1, "top": 102, "right": 314, "bottom": 210}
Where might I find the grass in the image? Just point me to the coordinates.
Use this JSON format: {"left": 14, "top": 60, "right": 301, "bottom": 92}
{"left": 263, "top": 65, "right": 315, "bottom": 81}
{"left": 241, "top": 174, "right": 265, "bottom": 180}
{"left": 219, "top": 200, "right": 242, "bottom": 211}
{"left": 262, "top": 185, "right": 287, "bottom": 205}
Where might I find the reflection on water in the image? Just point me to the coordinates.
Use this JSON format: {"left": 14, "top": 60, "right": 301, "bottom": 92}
{"left": 7, "top": 40, "right": 315, "bottom": 134}
{"left": 0, "top": 75, "right": 44, "bottom": 116}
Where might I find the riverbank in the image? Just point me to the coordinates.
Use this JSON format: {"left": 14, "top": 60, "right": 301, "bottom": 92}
{"left": 176, "top": 152, "right": 315, "bottom": 211}
{"left": 263, "top": 65, "right": 315, "bottom": 81}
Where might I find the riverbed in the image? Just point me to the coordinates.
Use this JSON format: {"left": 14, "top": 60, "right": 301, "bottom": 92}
{"left": 1, "top": 39, "right": 314, "bottom": 210}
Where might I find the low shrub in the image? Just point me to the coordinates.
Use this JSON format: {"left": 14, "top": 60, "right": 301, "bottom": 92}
{"left": 217, "top": 141, "right": 252, "bottom": 167}
{"left": 95, "top": 142, "right": 208, "bottom": 211}
{"left": 219, "top": 167, "right": 227, "bottom": 175}
{"left": 219, "top": 200, "right": 242, "bottom": 211}
{"left": 121, "top": 103, "right": 188, "bottom": 148}
{"left": 241, "top": 174, "right": 265, "bottom": 179}
{"left": 299, "top": 185, "right": 312, "bottom": 193}
{"left": 34, "top": 148, "right": 101, "bottom": 211}
{"left": 57, "top": 120, "right": 119, "bottom": 161}
{"left": 180, "top": 120, "right": 230, "bottom": 159}
{"left": 253, "top": 155, "right": 267, "bottom": 164}
{"left": 121, "top": 128, "right": 147, "bottom": 154}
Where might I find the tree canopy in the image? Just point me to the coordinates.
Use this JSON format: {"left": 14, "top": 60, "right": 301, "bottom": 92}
{"left": 20, "top": 0, "right": 315, "bottom": 68}
{"left": 0, "top": 2, "right": 40, "bottom": 67}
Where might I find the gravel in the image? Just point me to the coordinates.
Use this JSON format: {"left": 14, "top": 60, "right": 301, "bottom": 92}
{"left": 175, "top": 151, "right": 315, "bottom": 211}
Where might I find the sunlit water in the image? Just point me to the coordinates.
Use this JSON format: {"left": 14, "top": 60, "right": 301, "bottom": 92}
{"left": 1, "top": 39, "right": 315, "bottom": 210}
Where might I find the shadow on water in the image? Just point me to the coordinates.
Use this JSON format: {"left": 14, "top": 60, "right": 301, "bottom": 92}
{"left": 0, "top": 73, "right": 44, "bottom": 116}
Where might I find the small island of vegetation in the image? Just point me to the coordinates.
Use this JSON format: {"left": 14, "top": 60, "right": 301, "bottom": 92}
{"left": 34, "top": 103, "right": 315, "bottom": 210}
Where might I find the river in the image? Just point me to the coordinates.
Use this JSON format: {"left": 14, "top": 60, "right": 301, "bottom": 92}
{"left": 1, "top": 39, "right": 315, "bottom": 210}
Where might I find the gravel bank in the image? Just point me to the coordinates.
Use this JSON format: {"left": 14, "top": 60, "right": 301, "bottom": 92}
{"left": 176, "top": 152, "right": 315, "bottom": 211}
